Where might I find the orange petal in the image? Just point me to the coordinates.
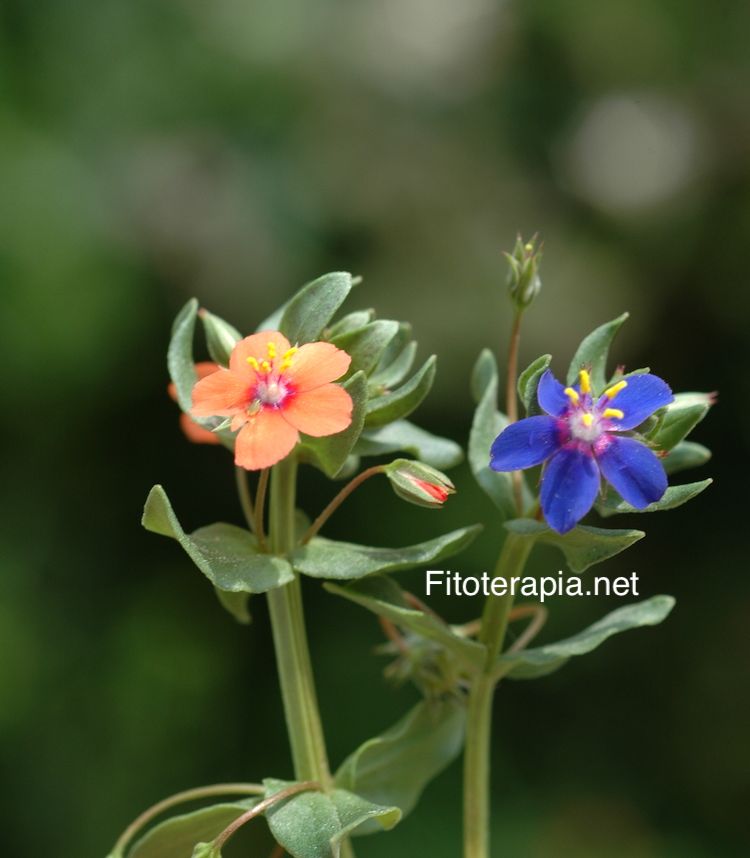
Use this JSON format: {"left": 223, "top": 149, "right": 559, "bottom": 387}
{"left": 282, "top": 384, "right": 353, "bottom": 437}
{"left": 168, "top": 362, "right": 219, "bottom": 403}
{"left": 285, "top": 342, "right": 351, "bottom": 392}
{"left": 230, "top": 331, "right": 292, "bottom": 376}
{"left": 179, "top": 413, "right": 221, "bottom": 445}
{"left": 192, "top": 368, "right": 250, "bottom": 417}
{"left": 235, "top": 408, "right": 299, "bottom": 470}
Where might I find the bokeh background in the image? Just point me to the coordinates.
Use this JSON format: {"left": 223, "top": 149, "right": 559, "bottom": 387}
{"left": 1, "top": 1, "right": 748, "bottom": 856}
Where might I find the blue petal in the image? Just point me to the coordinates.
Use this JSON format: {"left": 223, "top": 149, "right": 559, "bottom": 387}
{"left": 597, "top": 435, "right": 668, "bottom": 508}
{"left": 603, "top": 373, "right": 673, "bottom": 429}
{"left": 537, "top": 369, "right": 570, "bottom": 417}
{"left": 540, "top": 447, "right": 600, "bottom": 534}
{"left": 490, "top": 416, "right": 562, "bottom": 471}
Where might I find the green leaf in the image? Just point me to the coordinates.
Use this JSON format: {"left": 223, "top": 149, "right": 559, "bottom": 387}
{"left": 354, "top": 420, "right": 463, "bottom": 470}
{"left": 325, "top": 576, "right": 486, "bottom": 670}
{"left": 264, "top": 781, "right": 400, "bottom": 858}
{"left": 168, "top": 299, "right": 200, "bottom": 413}
{"left": 517, "top": 354, "right": 552, "bottom": 415}
{"left": 596, "top": 479, "right": 713, "bottom": 516}
{"left": 662, "top": 441, "right": 712, "bottom": 475}
{"left": 327, "top": 309, "right": 375, "bottom": 338}
{"left": 648, "top": 392, "right": 713, "bottom": 452}
{"left": 331, "top": 320, "right": 400, "bottom": 378}
{"left": 468, "top": 351, "right": 516, "bottom": 519}
{"left": 215, "top": 589, "right": 252, "bottom": 624}
{"left": 292, "top": 524, "right": 482, "bottom": 581}
{"left": 199, "top": 309, "right": 241, "bottom": 366}
{"left": 470, "top": 347, "right": 497, "bottom": 405}
{"left": 279, "top": 272, "right": 354, "bottom": 344}
{"left": 566, "top": 312, "right": 629, "bottom": 391}
{"left": 301, "top": 371, "right": 368, "bottom": 478}
{"left": 498, "top": 595, "right": 675, "bottom": 680}
{"left": 365, "top": 356, "right": 436, "bottom": 427}
{"left": 369, "top": 324, "right": 417, "bottom": 390}
{"left": 334, "top": 698, "right": 465, "bottom": 832}
{"left": 126, "top": 798, "right": 257, "bottom": 858}
{"left": 504, "top": 519, "right": 645, "bottom": 573}
{"left": 191, "top": 845, "right": 219, "bottom": 858}
{"left": 142, "top": 486, "right": 294, "bottom": 594}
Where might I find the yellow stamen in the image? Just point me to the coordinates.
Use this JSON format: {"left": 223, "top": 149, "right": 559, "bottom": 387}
{"left": 581, "top": 413, "right": 594, "bottom": 428}
{"left": 267, "top": 342, "right": 277, "bottom": 359}
{"left": 579, "top": 369, "right": 591, "bottom": 394}
{"left": 603, "top": 408, "right": 624, "bottom": 420}
{"left": 246, "top": 356, "right": 259, "bottom": 370}
{"left": 604, "top": 379, "right": 628, "bottom": 400}
{"left": 564, "top": 387, "right": 580, "bottom": 405}
{"left": 260, "top": 360, "right": 271, "bottom": 373}
{"left": 279, "top": 347, "right": 298, "bottom": 373}
{"left": 283, "top": 347, "right": 298, "bottom": 359}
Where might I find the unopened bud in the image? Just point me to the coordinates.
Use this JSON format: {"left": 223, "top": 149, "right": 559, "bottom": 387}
{"left": 504, "top": 234, "right": 542, "bottom": 309}
{"left": 384, "top": 459, "right": 455, "bottom": 509}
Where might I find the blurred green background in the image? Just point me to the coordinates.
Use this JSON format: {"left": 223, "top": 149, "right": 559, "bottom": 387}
{"left": 1, "top": 0, "right": 748, "bottom": 856}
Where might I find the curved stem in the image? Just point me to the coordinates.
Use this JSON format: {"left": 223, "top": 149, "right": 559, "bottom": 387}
{"left": 111, "top": 783, "right": 265, "bottom": 856}
{"left": 235, "top": 467, "right": 256, "bottom": 534}
{"left": 301, "top": 466, "right": 385, "bottom": 544}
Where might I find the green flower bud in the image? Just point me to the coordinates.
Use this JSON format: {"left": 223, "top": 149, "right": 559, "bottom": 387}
{"left": 504, "top": 234, "right": 542, "bottom": 310}
{"left": 384, "top": 459, "right": 455, "bottom": 508}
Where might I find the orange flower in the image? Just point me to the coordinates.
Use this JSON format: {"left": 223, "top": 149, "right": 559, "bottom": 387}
{"left": 168, "top": 362, "right": 222, "bottom": 445}
{"left": 191, "top": 331, "right": 353, "bottom": 470}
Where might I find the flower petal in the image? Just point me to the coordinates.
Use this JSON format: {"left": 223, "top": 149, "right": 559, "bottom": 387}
{"left": 540, "top": 446, "right": 600, "bottom": 534}
{"left": 168, "top": 362, "right": 219, "bottom": 404}
{"left": 596, "top": 435, "right": 668, "bottom": 508}
{"left": 537, "top": 369, "right": 570, "bottom": 417}
{"left": 229, "top": 331, "right": 292, "bottom": 376}
{"left": 601, "top": 373, "right": 673, "bottom": 430}
{"left": 490, "top": 416, "right": 562, "bottom": 471}
{"left": 179, "top": 413, "right": 221, "bottom": 445}
{"left": 285, "top": 342, "right": 351, "bottom": 392}
{"left": 192, "top": 369, "right": 250, "bottom": 417}
{"left": 282, "top": 384, "right": 353, "bottom": 437}
{"left": 235, "top": 409, "right": 299, "bottom": 470}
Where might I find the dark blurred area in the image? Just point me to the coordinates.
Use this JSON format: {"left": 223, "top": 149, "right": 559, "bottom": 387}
{"left": 1, "top": 1, "right": 748, "bottom": 856}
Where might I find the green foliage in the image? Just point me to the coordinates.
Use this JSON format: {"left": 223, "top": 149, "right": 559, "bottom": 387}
{"left": 330, "top": 319, "right": 400, "bottom": 378}
{"left": 369, "top": 323, "right": 417, "bottom": 391}
{"left": 597, "top": 479, "right": 713, "bottom": 516}
{"left": 279, "top": 272, "right": 354, "bottom": 344}
{"left": 498, "top": 595, "right": 675, "bottom": 680}
{"left": 354, "top": 420, "right": 463, "bottom": 470}
{"left": 263, "top": 780, "right": 400, "bottom": 858}
{"left": 327, "top": 309, "right": 375, "bottom": 338}
{"left": 647, "top": 392, "right": 714, "bottom": 451}
{"left": 566, "top": 312, "right": 629, "bottom": 390}
{"left": 292, "top": 525, "right": 482, "bottom": 581}
{"left": 335, "top": 698, "right": 466, "bottom": 833}
{"left": 199, "top": 309, "right": 241, "bottom": 367}
{"left": 504, "top": 519, "right": 645, "bottom": 573}
{"left": 365, "top": 356, "right": 437, "bottom": 427}
{"left": 168, "top": 299, "right": 200, "bottom": 413}
{"left": 517, "top": 353, "right": 551, "bottom": 415}
{"left": 662, "top": 441, "right": 712, "bottom": 475}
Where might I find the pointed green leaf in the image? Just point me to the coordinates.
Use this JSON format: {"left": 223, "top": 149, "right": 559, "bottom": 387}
{"left": 264, "top": 780, "right": 400, "bottom": 857}
{"left": 334, "top": 698, "right": 465, "bottom": 832}
{"left": 279, "top": 272, "right": 354, "bottom": 344}
{"left": 517, "top": 354, "right": 552, "bottom": 415}
{"left": 292, "top": 524, "right": 482, "bottom": 581}
{"left": 354, "top": 420, "right": 463, "bottom": 470}
{"left": 648, "top": 392, "right": 713, "bottom": 452}
{"left": 498, "top": 595, "right": 675, "bottom": 680}
{"left": 566, "top": 313, "right": 629, "bottom": 391}
{"left": 662, "top": 441, "right": 712, "bottom": 475}
{"left": 470, "top": 348, "right": 497, "bottom": 405}
{"left": 504, "top": 519, "right": 645, "bottom": 573}
{"left": 331, "top": 320, "right": 400, "bottom": 378}
{"left": 597, "top": 479, "right": 713, "bottom": 516}
{"left": 365, "top": 356, "right": 436, "bottom": 427}
{"left": 199, "top": 309, "right": 241, "bottom": 366}
{"left": 168, "top": 299, "right": 200, "bottom": 413}
{"left": 370, "top": 324, "right": 417, "bottom": 390}
{"left": 142, "top": 486, "right": 294, "bottom": 594}
{"left": 300, "top": 371, "right": 368, "bottom": 478}
{"left": 325, "top": 576, "right": 486, "bottom": 670}
{"left": 215, "top": 589, "right": 252, "bottom": 624}
{"left": 327, "top": 309, "right": 375, "bottom": 338}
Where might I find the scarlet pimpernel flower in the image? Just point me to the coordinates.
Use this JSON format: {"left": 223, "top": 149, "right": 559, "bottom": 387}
{"left": 168, "top": 362, "right": 222, "bottom": 445}
{"left": 490, "top": 367, "right": 674, "bottom": 533}
{"left": 192, "top": 331, "right": 353, "bottom": 470}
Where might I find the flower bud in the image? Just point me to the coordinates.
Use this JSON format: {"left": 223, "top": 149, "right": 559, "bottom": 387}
{"left": 504, "top": 234, "right": 542, "bottom": 310}
{"left": 384, "top": 459, "right": 455, "bottom": 508}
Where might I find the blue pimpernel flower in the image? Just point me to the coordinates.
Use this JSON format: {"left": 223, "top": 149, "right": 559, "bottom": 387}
{"left": 490, "top": 368, "right": 674, "bottom": 534}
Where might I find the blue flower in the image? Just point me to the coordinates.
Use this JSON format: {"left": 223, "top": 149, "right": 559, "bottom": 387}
{"left": 490, "top": 368, "right": 674, "bottom": 534}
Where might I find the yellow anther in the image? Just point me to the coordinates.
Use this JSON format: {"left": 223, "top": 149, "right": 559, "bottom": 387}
{"left": 260, "top": 360, "right": 271, "bottom": 373}
{"left": 267, "top": 342, "right": 277, "bottom": 359}
{"left": 246, "top": 356, "right": 260, "bottom": 370}
{"left": 279, "top": 360, "right": 292, "bottom": 372}
{"left": 604, "top": 379, "right": 628, "bottom": 400}
{"left": 579, "top": 369, "right": 591, "bottom": 394}
{"left": 564, "top": 387, "right": 580, "bottom": 405}
{"left": 603, "top": 408, "right": 624, "bottom": 420}
{"left": 581, "top": 413, "right": 594, "bottom": 428}
{"left": 283, "top": 347, "right": 298, "bottom": 359}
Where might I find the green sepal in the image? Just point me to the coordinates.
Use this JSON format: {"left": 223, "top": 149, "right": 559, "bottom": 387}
{"left": 498, "top": 595, "right": 675, "bottom": 680}
{"left": 263, "top": 780, "right": 400, "bottom": 857}
{"left": 327, "top": 309, "right": 375, "bottom": 338}
{"left": 504, "top": 519, "right": 645, "bottom": 573}
{"left": 331, "top": 320, "right": 400, "bottom": 378}
{"left": 199, "top": 309, "right": 241, "bottom": 366}
{"left": 279, "top": 272, "right": 354, "bottom": 344}
{"left": 566, "top": 312, "right": 629, "bottom": 391}
{"left": 596, "top": 479, "right": 712, "bottom": 517}
{"left": 142, "top": 486, "right": 294, "bottom": 596}
{"left": 325, "top": 576, "right": 486, "bottom": 670}
{"left": 334, "top": 698, "right": 465, "bottom": 833}
{"left": 292, "top": 524, "right": 482, "bottom": 581}
{"left": 124, "top": 798, "right": 257, "bottom": 858}
{"left": 647, "top": 392, "right": 713, "bottom": 452}
{"left": 354, "top": 420, "right": 463, "bottom": 470}
{"left": 365, "top": 356, "right": 436, "bottom": 427}
{"left": 662, "top": 441, "right": 712, "bottom": 475}
{"left": 517, "top": 354, "right": 551, "bottom": 416}
{"left": 300, "top": 371, "right": 368, "bottom": 477}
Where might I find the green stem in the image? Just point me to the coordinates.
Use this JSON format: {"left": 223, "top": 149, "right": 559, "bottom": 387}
{"left": 463, "top": 532, "right": 533, "bottom": 858}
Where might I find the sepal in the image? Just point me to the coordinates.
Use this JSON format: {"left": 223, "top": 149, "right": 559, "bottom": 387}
{"left": 566, "top": 312, "right": 629, "bottom": 391}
